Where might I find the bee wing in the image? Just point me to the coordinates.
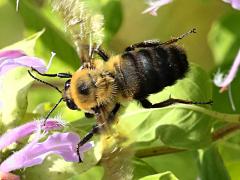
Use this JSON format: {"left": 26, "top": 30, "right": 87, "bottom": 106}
{"left": 52, "top": 0, "right": 104, "bottom": 64}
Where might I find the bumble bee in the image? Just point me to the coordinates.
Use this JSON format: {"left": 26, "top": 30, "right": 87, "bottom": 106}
{"left": 29, "top": 28, "right": 212, "bottom": 162}
{"left": 27, "top": 0, "right": 212, "bottom": 165}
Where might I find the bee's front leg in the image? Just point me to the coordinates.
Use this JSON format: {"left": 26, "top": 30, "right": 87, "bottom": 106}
{"left": 77, "top": 124, "right": 102, "bottom": 162}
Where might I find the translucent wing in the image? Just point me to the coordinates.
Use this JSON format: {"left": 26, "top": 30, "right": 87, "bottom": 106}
{"left": 52, "top": 0, "right": 104, "bottom": 64}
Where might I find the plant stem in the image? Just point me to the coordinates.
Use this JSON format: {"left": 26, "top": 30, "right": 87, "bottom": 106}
{"left": 135, "top": 123, "right": 240, "bottom": 158}
{"left": 212, "top": 123, "right": 240, "bottom": 141}
{"left": 135, "top": 146, "right": 186, "bottom": 158}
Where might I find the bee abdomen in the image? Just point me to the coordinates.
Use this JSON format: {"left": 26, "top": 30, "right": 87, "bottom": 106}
{"left": 119, "top": 45, "right": 189, "bottom": 99}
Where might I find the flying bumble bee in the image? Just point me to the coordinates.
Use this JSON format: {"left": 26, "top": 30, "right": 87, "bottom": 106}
{"left": 28, "top": 0, "right": 212, "bottom": 163}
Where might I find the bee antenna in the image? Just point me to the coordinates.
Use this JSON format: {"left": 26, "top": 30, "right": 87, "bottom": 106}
{"left": 43, "top": 97, "right": 63, "bottom": 126}
{"left": 28, "top": 70, "right": 62, "bottom": 94}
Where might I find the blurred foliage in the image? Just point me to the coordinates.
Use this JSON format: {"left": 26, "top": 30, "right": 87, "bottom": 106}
{"left": 198, "top": 145, "right": 231, "bottom": 180}
{"left": 0, "top": 0, "right": 240, "bottom": 180}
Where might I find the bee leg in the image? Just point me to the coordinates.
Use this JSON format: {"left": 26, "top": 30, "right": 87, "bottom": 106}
{"left": 140, "top": 98, "right": 213, "bottom": 108}
{"left": 125, "top": 29, "right": 196, "bottom": 51}
{"left": 160, "top": 28, "right": 196, "bottom": 46}
{"left": 107, "top": 103, "right": 121, "bottom": 123}
{"left": 94, "top": 47, "right": 109, "bottom": 61}
{"left": 77, "top": 124, "right": 101, "bottom": 162}
{"left": 30, "top": 67, "right": 72, "bottom": 78}
{"left": 125, "top": 40, "right": 161, "bottom": 51}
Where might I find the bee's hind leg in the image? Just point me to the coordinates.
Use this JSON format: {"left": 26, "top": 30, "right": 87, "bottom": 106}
{"left": 125, "top": 40, "right": 161, "bottom": 51}
{"left": 125, "top": 28, "right": 197, "bottom": 51}
{"left": 140, "top": 98, "right": 212, "bottom": 109}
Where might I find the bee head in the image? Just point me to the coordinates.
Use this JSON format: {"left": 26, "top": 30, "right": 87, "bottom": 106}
{"left": 68, "top": 68, "right": 116, "bottom": 113}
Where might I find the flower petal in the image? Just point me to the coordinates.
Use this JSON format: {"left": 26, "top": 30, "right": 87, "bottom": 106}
{"left": 0, "top": 132, "right": 91, "bottom": 172}
{"left": 142, "top": 0, "right": 173, "bottom": 15}
{"left": 213, "top": 69, "right": 225, "bottom": 87}
{"left": 0, "top": 50, "right": 49, "bottom": 76}
{"left": 218, "top": 49, "right": 240, "bottom": 92}
{"left": 223, "top": 0, "right": 240, "bottom": 10}
{"left": 78, "top": 141, "right": 94, "bottom": 160}
{"left": 0, "top": 118, "right": 64, "bottom": 150}
{"left": 0, "top": 50, "right": 25, "bottom": 60}
{"left": 232, "top": 0, "right": 240, "bottom": 10}
{"left": 0, "top": 56, "right": 47, "bottom": 75}
{"left": 0, "top": 130, "right": 42, "bottom": 173}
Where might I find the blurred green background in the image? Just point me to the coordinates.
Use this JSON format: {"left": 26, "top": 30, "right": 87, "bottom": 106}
{"left": 0, "top": 0, "right": 231, "bottom": 70}
{"left": 1, "top": 0, "right": 240, "bottom": 180}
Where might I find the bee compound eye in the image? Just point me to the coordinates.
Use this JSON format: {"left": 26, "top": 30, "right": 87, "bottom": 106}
{"left": 78, "top": 83, "right": 89, "bottom": 95}
{"left": 64, "top": 79, "right": 71, "bottom": 90}
{"left": 66, "top": 99, "right": 78, "bottom": 110}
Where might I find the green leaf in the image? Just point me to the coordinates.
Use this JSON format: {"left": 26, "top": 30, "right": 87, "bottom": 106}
{"left": 102, "top": 0, "right": 123, "bottom": 44}
{"left": 139, "top": 171, "right": 179, "bottom": 180}
{"left": 218, "top": 132, "right": 240, "bottom": 180}
{"left": 143, "top": 151, "right": 199, "bottom": 180}
{"left": 132, "top": 158, "right": 157, "bottom": 180}
{"left": 208, "top": 12, "right": 240, "bottom": 65}
{"left": 2, "top": 29, "right": 45, "bottom": 55}
{"left": 0, "top": 30, "right": 44, "bottom": 129}
{"left": 9, "top": 0, "right": 80, "bottom": 70}
{"left": 198, "top": 145, "right": 231, "bottom": 180}
{"left": 69, "top": 166, "right": 103, "bottom": 180}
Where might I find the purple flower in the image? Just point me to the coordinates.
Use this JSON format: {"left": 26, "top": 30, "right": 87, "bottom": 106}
{"left": 213, "top": 49, "right": 240, "bottom": 111}
{"left": 0, "top": 119, "right": 94, "bottom": 172}
{"left": 142, "top": 0, "right": 173, "bottom": 16}
{"left": 213, "top": 49, "right": 240, "bottom": 92}
{"left": 0, "top": 118, "right": 64, "bottom": 150}
{"left": 0, "top": 50, "right": 54, "bottom": 76}
{"left": 223, "top": 0, "right": 240, "bottom": 10}
{"left": 0, "top": 50, "right": 55, "bottom": 109}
